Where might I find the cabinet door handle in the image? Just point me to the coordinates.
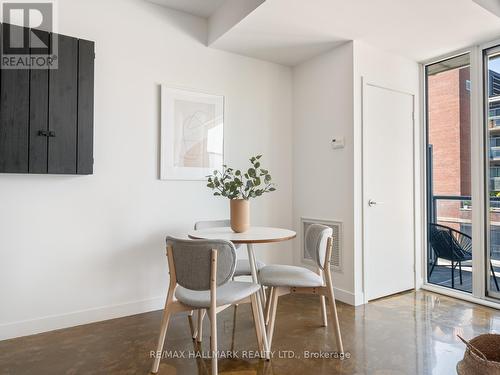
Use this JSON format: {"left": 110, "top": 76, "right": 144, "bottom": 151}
{"left": 38, "top": 130, "right": 49, "bottom": 137}
{"left": 48, "top": 130, "right": 56, "bottom": 137}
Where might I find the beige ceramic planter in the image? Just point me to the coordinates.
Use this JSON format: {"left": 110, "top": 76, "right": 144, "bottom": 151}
{"left": 230, "top": 199, "right": 250, "bottom": 233}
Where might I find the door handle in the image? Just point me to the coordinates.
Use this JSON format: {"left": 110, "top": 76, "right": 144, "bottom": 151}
{"left": 368, "top": 199, "right": 383, "bottom": 207}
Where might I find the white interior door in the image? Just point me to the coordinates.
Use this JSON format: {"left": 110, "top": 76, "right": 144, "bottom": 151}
{"left": 363, "top": 83, "right": 415, "bottom": 301}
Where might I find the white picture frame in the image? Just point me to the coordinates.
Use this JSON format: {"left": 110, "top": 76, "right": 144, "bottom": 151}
{"left": 160, "top": 85, "right": 224, "bottom": 180}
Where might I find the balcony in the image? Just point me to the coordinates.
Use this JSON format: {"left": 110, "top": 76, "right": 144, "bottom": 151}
{"left": 428, "top": 195, "right": 500, "bottom": 293}
{"left": 490, "top": 146, "right": 500, "bottom": 165}
{"left": 491, "top": 177, "right": 500, "bottom": 191}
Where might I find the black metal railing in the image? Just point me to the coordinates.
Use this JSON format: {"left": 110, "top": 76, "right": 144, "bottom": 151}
{"left": 431, "top": 195, "right": 500, "bottom": 222}
{"left": 430, "top": 195, "right": 471, "bottom": 225}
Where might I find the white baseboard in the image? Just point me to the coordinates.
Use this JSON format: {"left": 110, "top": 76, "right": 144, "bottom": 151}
{"left": 0, "top": 296, "right": 165, "bottom": 341}
{"left": 0, "top": 287, "right": 363, "bottom": 342}
{"left": 333, "top": 287, "right": 362, "bottom": 306}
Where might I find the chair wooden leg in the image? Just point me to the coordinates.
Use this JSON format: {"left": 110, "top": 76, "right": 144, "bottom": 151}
{"left": 210, "top": 307, "right": 218, "bottom": 375}
{"left": 230, "top": 302, "right": 238, "bottom": 352}
{"left": 209, "top": 249, "right": 218, "bottom": 375}
{"left": 196, "top": 309, "right": 205, "bottom": 342}
{"left": 266, "top": 289, "right": 279, "bottom": 349}
{"left": 320, "top": 295, "right": 328, "bottom": 327}
{"left": 326, "top": 282, "right": 343, "bottom": 354}
{"left": 192, "top": 310, "right": 199, "bottom": 340}
{"left": 192, "top": 311, "right": 198, "bottom": 340}
{"left": 151, "top": 305, "right": 172, "bottom": 374}
{"left": 190, "top": 309, "right": 198, "bottom": 339}
{"left": 260, "top": 286, "right": 267, "bottom": 306}
{"left": 250, "top": 293, "right": 263, "bottom": 351}
{"left": 264, "top": 287, "right": 274, "bottom": 325}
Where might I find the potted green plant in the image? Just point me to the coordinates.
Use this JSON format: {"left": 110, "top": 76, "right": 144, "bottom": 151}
{"left": 206, "top": 155, "right": 276, "bottom": 233}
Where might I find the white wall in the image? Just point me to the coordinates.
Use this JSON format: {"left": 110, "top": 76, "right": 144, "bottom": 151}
{"left": 292, "top": 42, "right": 356, "bottom": 303}
{"left": 0, "top": 0, "right": 293, "bottom": 340}
{"left": 352, "top": 41, "right": 421, "bottom": 304}
{"left": 292, "top": 41, "right": 420, "bottom": 306}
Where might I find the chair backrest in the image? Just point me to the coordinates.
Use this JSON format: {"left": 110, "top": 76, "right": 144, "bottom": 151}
{"left": 166, "top": 236, "right": 236, "bottom": 291}
{"left": 194, "top": 219, "right": 230, "bottom": 230}
{"left": 428, "top": 223, "right": 469, "bottom": 261}
{"left": 305, "top": 224, "right": 333, "bottom": 270}
{"left": 194, "top": 219, "right": 241, "bottom": 249}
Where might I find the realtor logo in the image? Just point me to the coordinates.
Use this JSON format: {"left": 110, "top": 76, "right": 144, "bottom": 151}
{"left": 1, "top": 1, "right": 57, "bottom": 69}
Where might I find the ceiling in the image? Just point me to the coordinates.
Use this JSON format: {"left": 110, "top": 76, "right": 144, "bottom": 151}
{"left": 151, "top": 0, "right": 500, "bottom": 66}
{"left": 473, "top": 0, "right": 500, "bottom": 17}
{"left": 211, "top": 0, "right": 500, "bottom": 65}
{"left": 148, "top": 0, "right": 226, "bottom": 18}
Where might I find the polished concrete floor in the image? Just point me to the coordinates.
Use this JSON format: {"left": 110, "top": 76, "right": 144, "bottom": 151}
{"left": 1, "top": 290, "right": 499, "bottom": 375}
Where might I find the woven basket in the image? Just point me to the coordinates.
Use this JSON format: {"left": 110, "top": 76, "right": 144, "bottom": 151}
{"left": 457, "top": 334, "right": 500, "bottom": 375}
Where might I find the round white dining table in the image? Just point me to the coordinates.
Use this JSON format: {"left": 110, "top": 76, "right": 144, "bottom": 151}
{"left": 188, "top": 226, "right": 296, "bottom": 357}
{"left": 188, "top": 226, "right": 296, "bottom": 244}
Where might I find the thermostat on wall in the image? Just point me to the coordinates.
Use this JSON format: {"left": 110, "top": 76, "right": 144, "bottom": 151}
{"left": 331, "top": 137, "right": 345, "bottom": 149}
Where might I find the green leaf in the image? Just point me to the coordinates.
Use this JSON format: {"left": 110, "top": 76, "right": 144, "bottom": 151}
{"left": 205, "top": 155, "right": 273, "bottom": 200}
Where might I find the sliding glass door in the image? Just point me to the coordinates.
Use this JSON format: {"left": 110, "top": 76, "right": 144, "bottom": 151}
{"left": 485, "top": 45, "right": 500, "bottom": 299}
{"left": 425, "top": 54, "right": 473, "bottom": 293}
{"left": 424, "top": 42, "right": 500, "bottom": 304}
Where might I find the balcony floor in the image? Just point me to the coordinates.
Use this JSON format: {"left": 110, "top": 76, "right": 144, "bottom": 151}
{"left": 428, "top": 263, "right": 500, "bottom": 294}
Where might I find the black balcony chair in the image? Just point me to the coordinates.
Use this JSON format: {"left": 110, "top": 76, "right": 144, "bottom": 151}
{"left": 428, "top": 223, "right": 499, "bottom": 291}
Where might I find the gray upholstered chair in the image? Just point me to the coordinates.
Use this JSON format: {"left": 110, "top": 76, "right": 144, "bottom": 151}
{"left": 259, "top": 224, "right": 343, "bottom": 353}
{"left": 191, "top": 220, "right": 265, "bottom": 343}
{"left": 151, "top": 237, "right": 265, "bottom": 375}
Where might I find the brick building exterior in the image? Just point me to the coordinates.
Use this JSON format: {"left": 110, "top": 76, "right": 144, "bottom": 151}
{"left": 428, "top": 67, "right": 471, "bottom": 229}
{"left": 428, "top": 67, "right": 500, "bottom": 248}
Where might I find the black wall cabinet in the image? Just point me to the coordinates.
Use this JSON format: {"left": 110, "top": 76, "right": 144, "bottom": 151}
{"left": 0, "top": 24, "right": 95, "bottom": 175}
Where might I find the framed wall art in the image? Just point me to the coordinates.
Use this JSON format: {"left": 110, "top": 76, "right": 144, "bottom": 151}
{"left": 160, "top": 86, "right": 224, "bottom": 180}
